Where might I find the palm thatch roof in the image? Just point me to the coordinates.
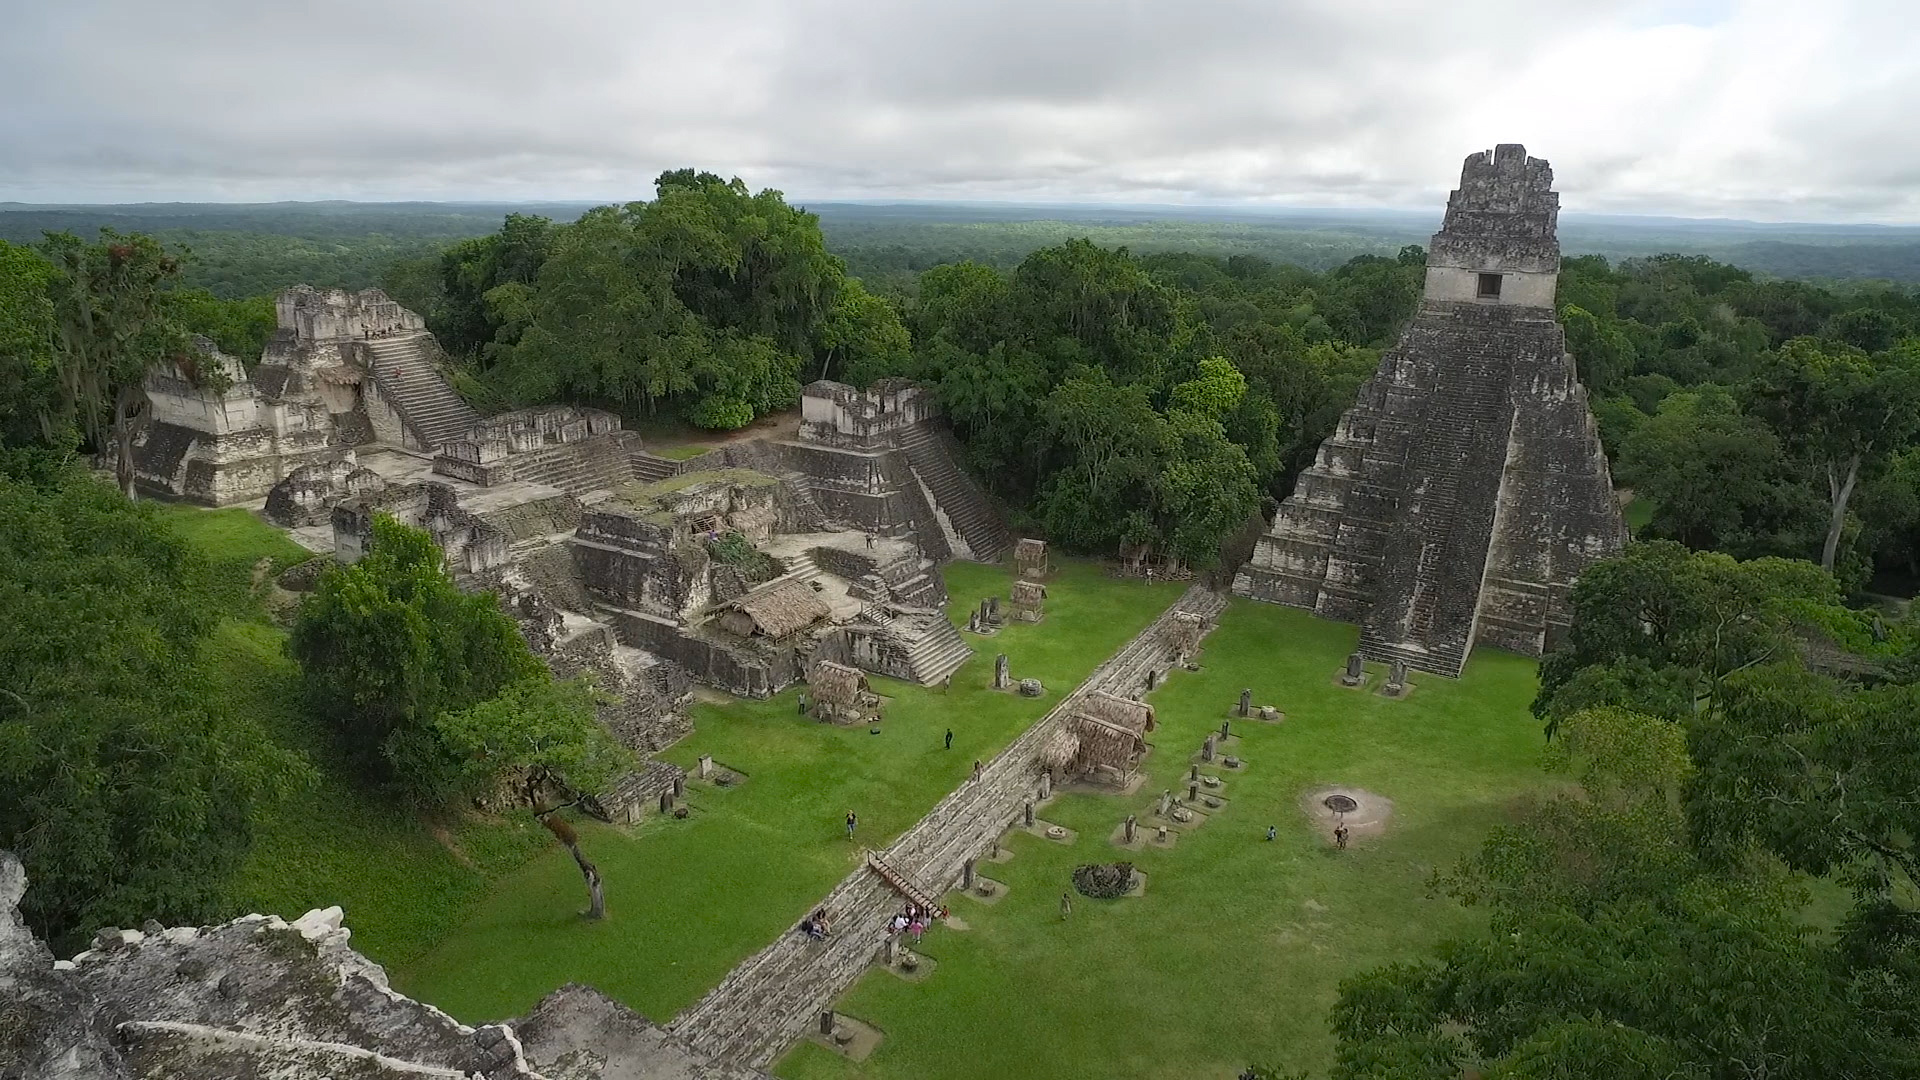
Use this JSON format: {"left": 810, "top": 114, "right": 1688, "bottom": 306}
{"left": 1039, "top": 725, "right": 1082, "bottom": 772}
{"left": 1011, "top": 580, "right": 1047, "bottom": 606}
{"left": 1068, "top": 713, "right": 1147, "bottom": 773}
{"left": 722, "top": 576, "right": 830, "bottom": 638}
{"left": 1080, "top": 691, "right": 1154, "bottom": 735}
{"left": 1166, "top": 610, "right": 1207, "bottom": 655}
{"left": 809, "top": 659, "right": 870, "bottom": 705}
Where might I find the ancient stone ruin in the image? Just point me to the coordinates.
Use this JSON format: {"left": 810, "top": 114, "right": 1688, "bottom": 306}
{"left": 134, "top": 287, "right": 479, "bottom": 504}
{"left": 1234, "top": 144, "right": 1627, "bottom": 677}
{"left": 0, "top": 852, "right": 770, "bottom": 1080}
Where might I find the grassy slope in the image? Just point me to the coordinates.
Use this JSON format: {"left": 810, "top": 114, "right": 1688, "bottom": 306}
{"left": 391, "top": 561, "right": 1185, "bottom": 1022}
{"left": 775, "top": 600, "right": 1544, "bottom": 1080}
{"left": 158, "top": 504, "right": 552, "bottom": 964}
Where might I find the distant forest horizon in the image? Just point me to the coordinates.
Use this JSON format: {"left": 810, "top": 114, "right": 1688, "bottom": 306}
{"left": 6, "top": 198, "right": 1920, "bottom": 301}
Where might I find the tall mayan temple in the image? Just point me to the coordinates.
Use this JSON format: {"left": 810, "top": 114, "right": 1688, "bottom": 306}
{"left": 1233, "top": 144, "right": 1626, "bottom": 677}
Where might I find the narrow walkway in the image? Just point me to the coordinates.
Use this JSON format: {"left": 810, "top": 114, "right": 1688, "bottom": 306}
{"left": 668, "top": 585, "right": 1229, "bottom": 1068}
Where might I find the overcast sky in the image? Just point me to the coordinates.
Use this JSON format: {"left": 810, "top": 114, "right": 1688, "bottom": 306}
{"left": 2, "top": 0, "right": 1915, "bottom": 222}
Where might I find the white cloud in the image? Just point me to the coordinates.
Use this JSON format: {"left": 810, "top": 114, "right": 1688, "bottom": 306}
{"left": 0, "top": 0, "right": 1914, "bottom": 220}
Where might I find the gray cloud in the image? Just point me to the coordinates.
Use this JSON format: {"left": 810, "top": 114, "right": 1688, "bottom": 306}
{"left": 1, "top": 0, "right": 1915, "bottom": 221}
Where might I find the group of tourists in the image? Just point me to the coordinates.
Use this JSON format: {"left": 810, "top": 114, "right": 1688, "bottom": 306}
{"left": 888, "top": 900, "right": 943, "bottom": 944}
{"left": 799, "top": 907, "right": 832, "bottom": 940}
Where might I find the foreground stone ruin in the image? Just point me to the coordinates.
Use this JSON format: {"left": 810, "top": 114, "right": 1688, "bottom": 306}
{"left": 0, "top": 852, "right": 769, "bottom": 1080}
{"left": 1234, "top": 144, "right": 1626, "bottom": 676}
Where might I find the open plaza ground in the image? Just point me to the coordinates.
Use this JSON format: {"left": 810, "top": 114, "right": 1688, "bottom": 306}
{"left": 160, "top": 504, "right": 1546, "bottom": 1078}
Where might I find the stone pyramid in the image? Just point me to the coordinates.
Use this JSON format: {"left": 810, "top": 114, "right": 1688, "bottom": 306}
{"left": 1233, "top": 144, "right": 1626, "bottom": 677}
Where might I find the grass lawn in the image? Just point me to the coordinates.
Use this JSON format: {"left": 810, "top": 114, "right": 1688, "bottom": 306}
{"left": 155, "top": 502, "right": 554, "bottom": 965}
{"left": 774, "top": 600, "right": 1546, "bottom": 1080}
{"left": 390, "top": 561, "right": 1186, "bottom": 1023}
{"left": 1624, "top": 495, "right": 1654, "bottom": 534}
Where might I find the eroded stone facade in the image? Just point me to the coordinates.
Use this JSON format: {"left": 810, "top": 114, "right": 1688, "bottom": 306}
{"left": 1233, "top": 145, "right": 1626, "bottom": 677}
{"left": 134, "top": 287, "right": 476, "bottom": 505}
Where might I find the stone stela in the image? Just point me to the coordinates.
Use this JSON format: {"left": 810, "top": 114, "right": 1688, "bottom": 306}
{"left": 1233, "top": 144, "right": 1627, "bottom": 679}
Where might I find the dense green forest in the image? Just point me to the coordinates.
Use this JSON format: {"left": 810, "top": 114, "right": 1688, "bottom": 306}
{"left": 9, "top": 198, "right": 1920, "bottom": 300}
{"left": 7, "top": 179, "right": 1920, "bottom": 1076}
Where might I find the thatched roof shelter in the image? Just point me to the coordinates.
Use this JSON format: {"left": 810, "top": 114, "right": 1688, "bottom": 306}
{"left": 717, "top": 577, "right": 830, "bottom": 639}
{"left": 1080, "top": 691, "right": 1154, "bottom": 735}
{"left": 1011, "top": 580, "right": 1047, "bottom": 605}
{"left": 1166, "top": 610, "right": 1207, "bottom": 658}
{"left": 809, "top": 659, "right": 870, "bottom": 707}
{"left": 1039, "top": 725, "right": 1081, "bottom": 773}
{"left": 1067, "top": 713, "right": 1147, "bottom": 781}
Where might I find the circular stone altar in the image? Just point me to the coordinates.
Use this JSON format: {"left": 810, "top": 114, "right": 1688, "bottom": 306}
{"left": 1301, "top": 786, "right": 1394, "bottom": 839}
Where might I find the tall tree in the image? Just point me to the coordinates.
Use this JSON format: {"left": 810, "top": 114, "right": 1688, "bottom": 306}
{"left": 289, "top": 515, "right": 546, "bottom": 800}
{"left": 0, "top": 240, "right": 59, "bottom": 449}
{"left": 40, "top": 231, "right": 192, "bottom": 498}
{"left": 434, "top": 677, "right": 630, "bottom": 919}
{"left": 1748, "top": 337, "right": 1920, "bottom": 571}
{"left": 0, "top": 465, "right": 305, "bottom": 953}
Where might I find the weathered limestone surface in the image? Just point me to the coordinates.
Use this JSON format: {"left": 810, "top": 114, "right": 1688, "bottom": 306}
{"left": 0, "top": 852, "right": 769, "bottom": 1080}
{"left": 1234, "top": 145, "right": 1625, "bottom": 676}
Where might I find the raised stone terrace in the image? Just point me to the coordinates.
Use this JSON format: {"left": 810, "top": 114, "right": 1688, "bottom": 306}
{"left": 668, "top": 585, "right": 1227, "bottom": 1068}
{"left": 1234, "top": 144, "right": 1625, "bottom": 677}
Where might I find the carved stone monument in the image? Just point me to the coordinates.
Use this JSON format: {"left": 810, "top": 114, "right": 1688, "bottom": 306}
{"left": 1024, "top": 801, "right": 1035, "bottom": 827}
{"left": 1233, "top": 145, "right": 1627, "bottom": 677}
{"left": 1341, "top": 651, "right": 1365, "bottom": 687}
{"left": 1124, "top": 814, "right": 1137, "bottom": 843}
{"left": 962, "top": 858, "right": 976, "bottom": 890}
{"left": 1014, "top": 537, "right": 1051, "bottom": 580}
{"left": 1158, "top": 789, "right": 1172, "bottom": 817}
{"left": 1238, "top": 688, "right": 1252, "bottom": 717}
{"left": 1385, "top": 659, "right": 1409, "bottom": 696}
{"left": 698, "top": 753, "right": 713, "bottom": 778}
{"left": 1039, "top": 771, "right": 1052, "bottom": 800}
{"left": 994, "top": 653, "right": 1010, "bottom": 689}
{"left": 1202, "top": 734, "right": 1217, "bottom": 763}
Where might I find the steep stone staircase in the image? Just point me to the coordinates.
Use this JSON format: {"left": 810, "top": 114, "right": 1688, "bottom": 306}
{"left": 782, "top": 551, "right": 823, "bottom": 584}
{"left": 501, "top": 433, "right": 642, "bottom": 495}
{"left": 898, "top": 616, "right": 971, "bottom": 685}
{"left": 364, "top": 332, "right": 479, "bottom": 448}
{"left": 896, "top": 424, "right": 1011, "bottom": 564}
{"left": 1359, "top": 309, "right": 1528, "bottom": 677}
{"left": 629, "top": 451, "right": 679, "bottom": 484}
{"left": 668, "top": 586, "right": 1225, "bottom": 1067}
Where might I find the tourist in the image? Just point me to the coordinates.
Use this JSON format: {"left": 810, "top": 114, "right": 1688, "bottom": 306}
{"left": 909, "top": 918, "right": 925, "bottom": 944}
{"left": 812, "top": 907, "right": 831, "bottom": 935}
{"left": 1334, "top": 823, "right": 1350, "bottom": 850}
{"left": 800, "top": 917, "right": 823, "bottom": 940}
{"left": 972, "top": 759, "right": 983, "bottom": 782}
{"left": 1266, "top": 825, "right": 1276, "bottom": 842}
{"left": 944, "top": 728, "right": 953, "bottom": 750}
{"left": 1059, "top": 892, "right": 1072, "bottom": 920}
{"left": 845, "top": 810, "right": 857, "bottom": 840}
